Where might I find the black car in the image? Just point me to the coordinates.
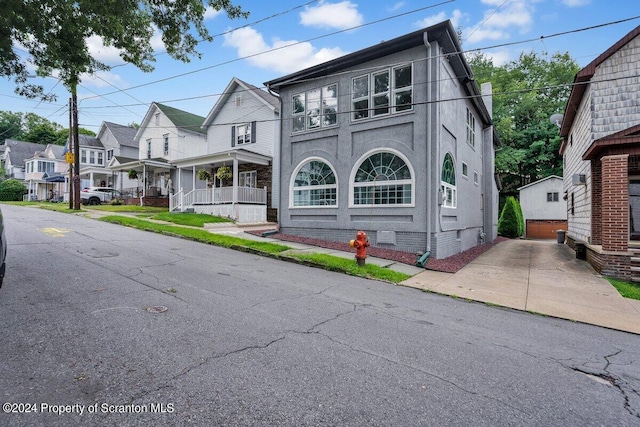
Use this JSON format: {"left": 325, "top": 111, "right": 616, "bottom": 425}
{"left": 0, "top": 207, "right": 6, "bottom": 287}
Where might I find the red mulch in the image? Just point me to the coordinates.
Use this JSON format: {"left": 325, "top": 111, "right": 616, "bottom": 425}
{"left": 246, "top": 229, "right": 508, "bottom": 273}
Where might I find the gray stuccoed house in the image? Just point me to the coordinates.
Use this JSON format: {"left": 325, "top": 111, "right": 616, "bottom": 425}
{"left": 265, "top": 20, "right": 500, "bottom": 259}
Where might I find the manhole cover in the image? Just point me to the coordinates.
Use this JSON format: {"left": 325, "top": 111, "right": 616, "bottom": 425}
{"left": 146, "top": 306, "right": 168, "bottom": 313}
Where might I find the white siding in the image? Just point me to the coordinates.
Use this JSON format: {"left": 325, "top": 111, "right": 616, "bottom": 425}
{"left": 519, "top": 177, "right": 567, "bottom": 221}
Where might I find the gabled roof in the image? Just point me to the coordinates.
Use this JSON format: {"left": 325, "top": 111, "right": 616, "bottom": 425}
{"left": 2, "top": 139, "right": 46, "bottom": 165}
{"left": 264, "top": 20, "right": 492, "bottom": 126}
{"left": 99, "top": 122, "right": 138, "bottom": 148}
{"left": 559, "top": 25, "right": 640, "bottom": 145}
{"left": 517, "top": 175, "right": 563, "bottom": 191}
{"left": 202, "top": 78, "right": 279, "bottom": 127}
{"left": 582, "top": 123, "right": 640, "bottom": 160}
{"left": 156, "top": 103, "right": 206, "bottom": 135}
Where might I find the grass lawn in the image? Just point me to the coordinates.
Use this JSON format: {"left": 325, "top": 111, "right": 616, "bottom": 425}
{"left": 607, "top": 278, "right": 640, "bottom": 301}
{"left": 98, "top": 215, "right": 411, "bottom": 283}
{"left": 84, "top": 204, "right": 167, "bottom": 214}
{"left": 151, "top": 212, "right": 233, "bottom": 227}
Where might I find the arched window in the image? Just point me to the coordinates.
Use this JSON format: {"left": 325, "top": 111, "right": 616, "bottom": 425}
{"left": 441, "top": 153, "right": 456, "bottom": 208}
{"left": 291, "top": 159, "right": 337, "bottom": 207}
{"left": 352, "top": 150, "right": 413, "bottom": 206}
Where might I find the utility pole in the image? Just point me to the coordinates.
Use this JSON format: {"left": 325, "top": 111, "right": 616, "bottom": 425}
{"left": 72, "top": 85, "right": 81, "bottom": 210}
{"left": 68, "top": 97, "right": 74, "bottom": 209}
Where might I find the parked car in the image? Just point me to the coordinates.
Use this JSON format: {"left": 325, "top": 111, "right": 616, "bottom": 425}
{"left": 80, "top": 187, "right": 122, "bottom": 205}
{"left": 0, "top": 207, "right": 6, "bottom": 288}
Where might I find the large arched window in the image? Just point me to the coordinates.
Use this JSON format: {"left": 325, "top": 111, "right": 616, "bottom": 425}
{"left": 351, "top": 150, "right": 413, "bottom": 206}
{"left": 441, "top": 153, "right": 456, "bottom": 208}
{"left": 291, "top": 159, "right": 337, "bottom": 207}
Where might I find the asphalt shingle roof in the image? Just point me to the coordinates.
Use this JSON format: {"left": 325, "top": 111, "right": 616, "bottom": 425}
{"left": 103, "top": 122, "right": 138, "bottom": 148}
{"left": 155, "top": 103, "right": 206, "bottom": 135}
{"left": 2, "top": 139, "right": 46, "bottom": 165}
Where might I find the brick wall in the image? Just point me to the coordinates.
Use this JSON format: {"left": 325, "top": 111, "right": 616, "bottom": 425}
{"left": 601, "top": 155, "right": 628, "bottom": 251}
{"left": 591, "top": 159, "right": 602, "bottom": 244}
{"left": 586, "top": 248, "right": 631, "bottom": 279}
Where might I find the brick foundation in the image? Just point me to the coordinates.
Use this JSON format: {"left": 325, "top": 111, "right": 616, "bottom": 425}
{"left": 125, "top": 197, "right": 169, "bottom": 208}
{"left": 586, "top": 246, "right": 631, "bottom": 279}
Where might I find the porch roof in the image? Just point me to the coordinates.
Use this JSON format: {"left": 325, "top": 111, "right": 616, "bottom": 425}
{"left": 109, "top": 158, "right": 175, "bottom": 172}
{"left": 171, "top": 148, "right": 271, "bottom": 168}
{"left": 582, "top": 124, "right": 640, "bottom": 160}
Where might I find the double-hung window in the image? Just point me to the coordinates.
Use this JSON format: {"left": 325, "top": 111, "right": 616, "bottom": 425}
{"left": 352, "top": 64, "right": 413, "bottom": 121}
{"left": 239, "top": 171, "right": 257, "bottom": 188}
{"left": 291, "top": 84, "right": 338, "bottom": 133}
{"left": 236, "top": 124, "right": 251, "bottom": 145}
{"left": 466, "top": 108, "right": 476, "bottom": 147}
{"left": 97, "top": 152, "right": 104, "bottom": 166}
{"left": 163, "top": 134, "right": 169, "bottom": 155}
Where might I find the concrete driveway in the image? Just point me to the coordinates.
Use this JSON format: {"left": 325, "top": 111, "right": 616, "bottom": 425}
{"left": 402, "top": 239, "right": 640, "bottom": 334}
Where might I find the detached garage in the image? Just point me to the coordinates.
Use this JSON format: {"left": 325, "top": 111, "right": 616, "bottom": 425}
{"left": 518, "top": 176, "right": 568, "bottom": 239}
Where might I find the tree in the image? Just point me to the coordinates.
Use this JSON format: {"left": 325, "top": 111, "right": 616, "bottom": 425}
{"left": 469, "top": 51, "right": 580, "bottom": 199}
{"left": 498, "top": 196, "right": 524, "bottom": 238}
{"left": 0, "top": 111, "right": 23, "bottom": 140}
{"left": 0, "top": 179, "right": 27, "bottom": 201}
{"left": 2, "top": 0, "right": 248, "bottom": 209}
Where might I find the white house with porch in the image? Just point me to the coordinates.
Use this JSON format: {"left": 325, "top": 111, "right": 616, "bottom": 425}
{"left": 24, "top": 144, "right": 68, "bottom": 201}
{"left": 109, "top": 102, "right": 208, "bottom": 206}
{"left": 170, "top": 78, "right": 279, "bottom": 223}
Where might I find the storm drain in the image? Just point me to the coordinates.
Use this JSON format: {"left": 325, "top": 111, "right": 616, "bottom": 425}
{"left": 146, "top": 306, "right": 168, "bottom": 314}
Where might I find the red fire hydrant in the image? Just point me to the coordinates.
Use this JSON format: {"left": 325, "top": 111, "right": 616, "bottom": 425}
{"left": 350, "top": 230, "right": 370, "bottom": 267}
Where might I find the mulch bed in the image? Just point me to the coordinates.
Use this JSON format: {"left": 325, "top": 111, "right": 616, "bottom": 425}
{"left": 245, "top": 229, "right": 508, "bottom": 273}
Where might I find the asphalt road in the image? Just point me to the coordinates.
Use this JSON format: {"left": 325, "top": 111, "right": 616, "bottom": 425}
{"left": 0, "top": 204, "right": 639, "bottom": 426}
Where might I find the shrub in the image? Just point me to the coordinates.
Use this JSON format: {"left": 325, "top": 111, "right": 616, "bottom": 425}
{"left": 498, "top": 196, "right": 524, "bottom": 238}
{"left": 0, "top": 179, "right": 27, "bottom": 201}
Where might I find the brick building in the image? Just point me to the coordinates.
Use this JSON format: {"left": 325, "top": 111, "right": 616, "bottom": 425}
{"left": 559, "top": 25, "right": 640, "bottom": 279}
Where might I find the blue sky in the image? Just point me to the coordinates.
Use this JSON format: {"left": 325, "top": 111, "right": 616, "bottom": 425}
{"left": 2, "top": 0, "right": 639, "bottom": 133}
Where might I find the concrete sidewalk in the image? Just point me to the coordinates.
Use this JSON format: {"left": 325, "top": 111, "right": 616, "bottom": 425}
{"left": 401, "top": 239, "right": 640, "bottom": 335}
{"left": 208, "top": 224, "right": 640, "bottom": 334}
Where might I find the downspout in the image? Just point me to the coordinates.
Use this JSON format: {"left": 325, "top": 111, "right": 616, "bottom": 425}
{"left": 423, "top": 32, "right": 433, "bottom": 264}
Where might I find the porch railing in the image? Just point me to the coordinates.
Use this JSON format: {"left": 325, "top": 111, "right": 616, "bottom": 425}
{"left": 171, "top": 186, "right": 267, "bottom": 211}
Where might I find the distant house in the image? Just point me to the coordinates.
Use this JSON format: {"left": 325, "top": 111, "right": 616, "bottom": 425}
{"left": 518, "top": 175, "right": 567, "bottom": 239}
{"left": 170, "top": 78, "right": 280, "bottom": 223}
{"left": 1, "top": 139, "right": 46, "bottom": 181}
{"left": 559, "top": 25, "right": 640, "bottom": 278}
{"left": 24, "top": 144, "right": 67, "bottom": 201}
{"left": 265, "top": 20, "right": 500, "bottom": 258}
{"left": 97, "top": 122, "right": 139, "bottom": 193}
{"left": 109, "top": 103, "right": 208, "bottom": 206}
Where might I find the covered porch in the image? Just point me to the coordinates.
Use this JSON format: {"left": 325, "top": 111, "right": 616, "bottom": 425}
{"left": 171, "top": 149, "right": 271, "bottom": 223}
{"left": 108, "top": 158, "right": 174, "bottom": 207}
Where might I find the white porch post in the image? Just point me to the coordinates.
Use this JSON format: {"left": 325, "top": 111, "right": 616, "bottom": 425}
{"left": 192, "top": 166, "right": 196, "bottom": 191}
{"left": 232, "top": 157, "right": 238, "bottom": 206}
{"left": 141, "top": 164, "right": 146, "bottom": 206}
{"left": 90, "top": 172, "right": 94, "bottom": 186}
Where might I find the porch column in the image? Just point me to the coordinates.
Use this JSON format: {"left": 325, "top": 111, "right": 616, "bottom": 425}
{"left": 192, "top": 166, "right": 196, "bottom": 191}
{"left": 591, "top": 159, "right": 602, "bottom": 245}
{"left": 601, "top": 154, "right": 629, "bottom": 252}
{"left": 232, "top": 157, "right": 238, "bottom": 205}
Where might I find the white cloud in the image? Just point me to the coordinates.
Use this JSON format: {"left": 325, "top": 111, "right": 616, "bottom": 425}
{"left": 389, "top": 2, "right": 405, "bottom": 12}
{"left": 80, "top": 70, "right": 126, "bottom": 89}
{"left": 561, "top": 0, "right": 590, "bottom": 6}
{"left": 204, "top": 6, "right": 222, "bottom": 20}
{"left": 462, "top": 0, "right": 535, "bottom": 45}
{"left": 86, "top": 35, "right": 122, "bottom": 64}
{"left": 415, "top": 9, "right": 466, "bottom": 29}
{"left": 223, "top": 27, "right": 347, "bottom": 74}
{"left": 299, "top": 1, "right": 363, "bottom": 30}
{"left": 482, "top": 49, "right": 512, "bottom": 66}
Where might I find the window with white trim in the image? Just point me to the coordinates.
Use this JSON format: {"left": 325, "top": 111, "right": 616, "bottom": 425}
{"left": 107, "top": 149, "right": 113, "bottom": 161}
{"left": 97, "top": 152, "right": 104, "bottom": 165}
{"left": 239, "top": 170, "right": 257, "bottom": 188}
{"left": 352, "top": 64, "right": 413, "bottom": 121}
{"left": 292, "top": 159, "right": 337, "bottom": 207}
{"left": 81, "top": 150, "right": 87, "bottom": 164}
{"left": 163, "top": 134, "right": 169, "bottom": 155}
{"left": 146, "top": 139, "right": 152, "bottom": 159}
{"left": 352, "top": 151, "right": 412, "bottom": 206}
{"left": 37, "top": 160, "right": 55, "bottom": 174}
{"left": 547, "top": 192, "right": 559, "bottom": 202}
{"left": 292, "top": 84, "right": 338, "bottom": 133}
{"left": 441, "top": 153, "right": 456, "bottom": 208}
{"left": 462, "top": 162, "right": 468, "bottom": 177}
{"left": 89, "top": 151, "right": 95, "bottom": 164}
{"left": 466, "top": 108, "right": 476, "bottom": 147}
{"left": 235, "top": 123, "right": 251, "bottom": 145}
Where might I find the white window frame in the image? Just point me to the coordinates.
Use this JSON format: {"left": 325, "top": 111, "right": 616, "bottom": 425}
{"left": 81, "top": 150, "right": 87, "bottom": 164}
{"left": 466, "top": 108, "right": 476, "bottom": 148}
{"left": 97, "top": 152, "right": 104, "bottom": 166}
{"left": 107, "top": 149, "right": 113, "bottom": 161}
{"left": 163, "top": 134, "right": 169, "bottom": 155}
{"left": 349, "top": 148, "right": 414, "bottom": 208}
{"left": 235, "top": 123, "right": 251, "bottom": 145}
{"left": 352, "top": 63, "right": 413, "bottom": 122}
{"left": 290, "top": 157, "right": 338, "bottom": 208}
{"left": 441, "top": 153, "right": 457, "bottom": 209}
{"left": 547, "top": 192, "right": 559, "bottom": 202}
{"left": 146, "top": 139, "right": 152, "bottom": 159}
{"left": 154, "top": 113, "right": 160, "bottom": 125}
{"left": 239, "top": 170, "right": 257, "bottom": 188}
{"left": 291, "top": 83, "right": 338, "bottom": 133}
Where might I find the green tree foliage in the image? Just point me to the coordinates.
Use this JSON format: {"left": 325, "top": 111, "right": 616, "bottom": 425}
{"left": 1, "top": 0, "right": 248, "bottom": 100}
{"left": 498, "top": 196, "right": 524, "bottom": 238}
{"left": 0, "top": 179, "right": 27, "bottom": 201}
{"left": 0, "top": 110, "right": 94, "bottom": 145}
{"left": 469, "top": 52, "right": 580, "bottom": 198}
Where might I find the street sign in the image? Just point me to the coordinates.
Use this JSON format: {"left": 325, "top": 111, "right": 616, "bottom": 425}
{"left": 65, "top": 152, "right": 74, "bottom": 163}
